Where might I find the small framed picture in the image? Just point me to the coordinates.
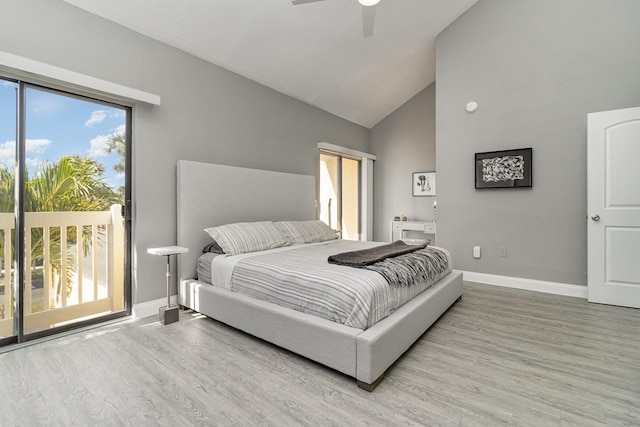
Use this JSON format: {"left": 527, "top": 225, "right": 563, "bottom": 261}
{"left": 412, "top": 171, "right": 436, "bottom": 197}
{"left": 475, "top": 148, "right": 532, "bottom": 189}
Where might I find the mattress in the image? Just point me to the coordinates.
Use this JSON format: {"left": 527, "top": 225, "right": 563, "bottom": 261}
{"left": 197, "top": 240, "right": 451, "bottom": 330}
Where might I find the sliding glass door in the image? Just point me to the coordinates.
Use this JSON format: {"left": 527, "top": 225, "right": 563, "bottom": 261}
{"left": 319, "top": 152, "right": 360, "bottom": 240}
{"left": 0, "top": 78, "right": 130, "bottom": 343}
{"left": 0, "top": 80, "right": 18, "bottom": 340}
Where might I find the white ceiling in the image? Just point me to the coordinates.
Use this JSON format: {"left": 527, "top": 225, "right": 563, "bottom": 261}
{"left": 61, "top": 0, "right": 477, "bottom": 129}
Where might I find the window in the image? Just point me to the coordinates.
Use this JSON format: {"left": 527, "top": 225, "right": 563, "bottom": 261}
{"left": 318, "top": 143, "right": 375, "bottom": 241}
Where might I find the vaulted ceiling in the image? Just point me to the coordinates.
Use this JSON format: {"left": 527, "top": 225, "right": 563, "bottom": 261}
{"left": 61, "top": 0, "right": 477, "bottom": 128}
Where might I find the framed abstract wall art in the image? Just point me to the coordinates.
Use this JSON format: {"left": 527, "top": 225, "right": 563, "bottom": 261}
{"left": 475, "top": 148, "right": 532, "bottom": 189}
{"left": 413, "top": 171, "right": 436, "bottom": 196}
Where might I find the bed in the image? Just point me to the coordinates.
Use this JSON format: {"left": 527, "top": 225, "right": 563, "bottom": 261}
{"left": 177, "top": 160, "right": 463, "bottom": 391}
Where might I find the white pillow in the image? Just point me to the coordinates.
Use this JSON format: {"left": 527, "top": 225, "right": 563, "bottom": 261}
{"left": 204, "top": 221, "right": 290, "bottom": 255}
{"left": 275, "top": 220, "right": 338, "bottom": 244}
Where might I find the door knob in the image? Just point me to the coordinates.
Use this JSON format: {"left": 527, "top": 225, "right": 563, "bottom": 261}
{"left": 591, "top": 215, "right": 600, "bottom": 222}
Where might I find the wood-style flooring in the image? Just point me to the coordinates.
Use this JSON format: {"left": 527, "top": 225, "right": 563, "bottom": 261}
{"left": 0, "top": 282, "right": 638, "bottom": 426}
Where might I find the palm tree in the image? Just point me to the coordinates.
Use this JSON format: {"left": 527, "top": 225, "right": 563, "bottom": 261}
{"left": 25, "top": 156, "right": 120, "bottom": 212}
{"left": 0, "top": 166, "right": 14, "bottom": 213}
{"left": 106, "top": 133, "right": 125, "bottom": 174}
{"left": 0, "top": 156, "right": 120, "bottom": 306}
{"left": 106, "top": 132, "right": 126, "bottom": 202}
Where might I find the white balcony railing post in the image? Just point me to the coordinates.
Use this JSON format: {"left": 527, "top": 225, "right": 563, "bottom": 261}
{"left": 1, "top": 213, "right": 14, "bottom": 337}
{"left": 25, "top": 227, "right": 32, "bottom": 315}
{"left": 92, "top": 224, "right": 98, "bottom": 302}
{"left": 76, "top": 225, "right": 83, "bottom": 304}
{"left": 60, "top": 225, "right": 68, "bottom": 308}
{"left": 43, "top": 226, "right": 51, "bottom": 310}
{"left": 109, "top": 205, "right": 125, "bottom": 312}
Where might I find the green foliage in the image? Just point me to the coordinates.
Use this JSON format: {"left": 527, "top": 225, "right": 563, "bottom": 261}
{"left": 26, "top": 156, "right": 121, "bottom": 212}
{"left": 106, "top": 132, "right": 126, "bottom": 201}
{"left": 0, "top": 156, "right": 121, "bottom": 304}
{"left": 0, "top": 166, "right": 14, "bottom": 213}
{"left": 1, "top": 156, "right": 120, "bottom": 213}
{"left": 106, "top": 133, "right": 126, "bottom": 174}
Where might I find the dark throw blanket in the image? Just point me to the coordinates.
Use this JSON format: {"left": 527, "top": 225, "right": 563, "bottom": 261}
{"left": 328, "top": 241, "right": 449, "bottom": 288}
{"left": 328, "top": 240, "right": 427, "bottom": 267}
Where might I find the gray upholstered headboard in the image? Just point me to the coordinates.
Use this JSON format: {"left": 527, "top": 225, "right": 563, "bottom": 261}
{"left": 176, "top": 160, "right": 317, "bottom": 281}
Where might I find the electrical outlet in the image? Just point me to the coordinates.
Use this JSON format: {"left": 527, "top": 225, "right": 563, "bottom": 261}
{"left": 499, "top": 246, "right": 507, "bottom": 257}
{"left": 473, "top": 246, "right": 481, "bottom": 259}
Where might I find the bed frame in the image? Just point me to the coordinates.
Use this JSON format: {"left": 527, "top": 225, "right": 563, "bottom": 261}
{"left": 176, "top": 160, "right": 463, "bottom": 391}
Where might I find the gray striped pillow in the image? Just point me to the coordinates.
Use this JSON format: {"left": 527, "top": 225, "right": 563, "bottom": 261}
{"left": 275, "top": 220, "right": 338, "bottom": 244}
{"left": 204, "top": 221, "right": 290, "bottom": 255}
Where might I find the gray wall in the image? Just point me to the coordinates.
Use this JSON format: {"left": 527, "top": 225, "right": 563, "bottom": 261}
{"left": 1, "top": 0, "right": 369, "bottom": 305}
{"left": 371, "top": 84, "right": 437, "bottom": 242}
{"left": 436, "top": 0, "right": 640, "bottom": 285}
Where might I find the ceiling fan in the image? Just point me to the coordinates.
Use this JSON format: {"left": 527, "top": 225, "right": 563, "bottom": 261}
{"left": 292, "top": 0, "right": 380, "bottom": 38}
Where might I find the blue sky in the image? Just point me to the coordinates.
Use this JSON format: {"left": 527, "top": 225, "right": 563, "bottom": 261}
{"left": 0, "top": 80, "right": 126, "bottom": 190}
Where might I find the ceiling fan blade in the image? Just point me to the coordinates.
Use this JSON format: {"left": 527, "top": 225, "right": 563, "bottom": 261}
{"left": 292, "top": 0, "right": 325, "bottom": 5}
{"left": 362, "top": 5, "right": 377, "bottom": 38}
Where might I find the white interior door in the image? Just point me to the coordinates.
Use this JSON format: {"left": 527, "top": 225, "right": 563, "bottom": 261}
{"left": 587, "top": 106, "right": 640, "bottom": 308}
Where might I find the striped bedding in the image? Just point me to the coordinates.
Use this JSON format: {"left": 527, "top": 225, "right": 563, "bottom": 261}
{"left": 200, "top": 240, "right": 451, "bottom": 330}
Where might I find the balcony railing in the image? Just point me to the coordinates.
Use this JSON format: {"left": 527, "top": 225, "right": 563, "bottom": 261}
{"left": 0, "top": 205, "right": 124, "bottom": 336}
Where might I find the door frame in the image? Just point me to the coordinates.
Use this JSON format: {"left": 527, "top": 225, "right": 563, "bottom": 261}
{"left": 0, "top": 77, "right": 132, "bottom": 345}
{"left": 318, "top": 142, "right": 376, "bottom": 240}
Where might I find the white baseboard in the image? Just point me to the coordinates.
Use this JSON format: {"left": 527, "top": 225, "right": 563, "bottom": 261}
{"left": 132, "top": 295, "right": 178, "bottom": 319}
{"left": 462, "top": 271, "right": 588, "bottom": 299}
